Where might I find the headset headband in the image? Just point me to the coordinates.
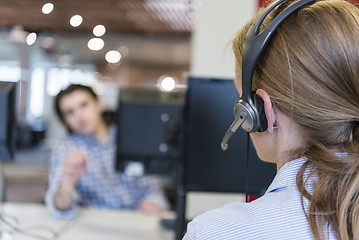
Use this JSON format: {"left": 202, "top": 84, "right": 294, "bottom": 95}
{"left": 221, "top": 0, "right": 315, "bottom": 151}
{"left": 241, "top": 0, "right": 315, "bottom": 103}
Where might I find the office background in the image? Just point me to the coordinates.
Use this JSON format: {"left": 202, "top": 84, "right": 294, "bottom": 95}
{"left": 1, "top": 0, "right": 257, "bottom": 204}
{"left": 0, "top": 1, "right": 280, "bottom": 239}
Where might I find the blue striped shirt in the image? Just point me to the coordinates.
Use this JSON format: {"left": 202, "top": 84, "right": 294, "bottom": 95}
{"left": 45, "top": 126, "right": 169, "bottom": 219}
{"left": 183, "top": 158, "right": 337, "bottom": 240}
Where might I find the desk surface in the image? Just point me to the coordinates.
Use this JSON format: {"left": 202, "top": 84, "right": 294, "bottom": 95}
{"left": 1, "top": 203, "right": 175, "bottom": 240}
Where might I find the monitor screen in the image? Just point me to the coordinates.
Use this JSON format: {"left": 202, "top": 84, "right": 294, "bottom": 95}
{"left": 116, "top": 100, "right": 183, "bottom": 175}
{"left": 183, "top": 77, "right": 276, "bottom": 194}
{"left": 0, "top": 82, "right": 16, "bottom": 162}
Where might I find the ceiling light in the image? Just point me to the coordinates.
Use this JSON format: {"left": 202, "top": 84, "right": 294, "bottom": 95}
{"left": 105, "top": 50, "right": 122, "bottom": 63}
{"left": 70, "top": 15, "right": 83, "bottom": 27}
{"left": 93, "top": 25, "right": 106, "bottom": 37}
{"left": 42, "top": 3, "right": 54, "bottom": 14}
{"left": 87, "top": 38, "right": 104, "bottom": 51}
{"left": 118, "top": 46, "right": 129, "bottom": 57}
{"left": 160, "top": 76, "right": 176, "bottom": 92}
{"left": 26, "top": 32, "right": 37, "bottom": 45}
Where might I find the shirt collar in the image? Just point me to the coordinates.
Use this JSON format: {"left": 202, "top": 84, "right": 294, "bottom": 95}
{"left": 265, "top": 157, "right": 308, "bottom": 194}
{"left": 265, "top": 152, "right": 350, "bottom": 194}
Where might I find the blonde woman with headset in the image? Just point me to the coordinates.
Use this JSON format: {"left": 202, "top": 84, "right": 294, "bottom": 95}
{"left": 184, "top": 0, "right": 359, "bottom": 239}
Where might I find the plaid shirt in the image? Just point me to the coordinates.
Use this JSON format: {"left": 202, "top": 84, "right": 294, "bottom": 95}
{"left": 45, "top": 126, "right": 169, "bottom": 219}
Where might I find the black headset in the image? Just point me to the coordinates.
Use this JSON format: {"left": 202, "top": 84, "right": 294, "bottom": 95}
{"left": 221, "top": 0, "right": 315, "bottom": 151}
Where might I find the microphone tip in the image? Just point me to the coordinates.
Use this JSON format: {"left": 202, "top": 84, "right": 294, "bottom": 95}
{"left": 221, "top": 143, "right": 228, "bottom": 151}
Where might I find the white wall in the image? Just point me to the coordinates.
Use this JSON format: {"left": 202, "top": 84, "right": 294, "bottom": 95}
{"left": 190, "top": 0, "right": 257, "bottom": 79}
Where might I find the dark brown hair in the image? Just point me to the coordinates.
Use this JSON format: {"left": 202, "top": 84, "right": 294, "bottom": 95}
{"left": 233, "top": 0, "right": 359, "bottom": 239}
{"left": 54, "top": 84, "right": 98, "bottom": 133}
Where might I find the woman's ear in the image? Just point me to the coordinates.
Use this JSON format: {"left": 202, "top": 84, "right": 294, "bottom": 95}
{"left": 255, "top": 89, "right": 277, "bottom": 133}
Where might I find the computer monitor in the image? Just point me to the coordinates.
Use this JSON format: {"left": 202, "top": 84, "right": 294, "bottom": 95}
{"left": 0, "top": 82, "right": 16, "bottom": 162}
{"left": 116, "top": 99, "right": 183, "bottom": 175}
{"left": 183, "top": 77, "right": 276, "bottom": 195}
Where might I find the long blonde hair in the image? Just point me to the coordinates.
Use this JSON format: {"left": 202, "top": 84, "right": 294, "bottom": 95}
{"left": 233, "top": 0, "right": 359, "bottom": 239}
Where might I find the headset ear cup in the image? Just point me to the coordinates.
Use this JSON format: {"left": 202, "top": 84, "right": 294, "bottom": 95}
{"left": 253, "top": 93, "right": 268, "bottom": 132}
